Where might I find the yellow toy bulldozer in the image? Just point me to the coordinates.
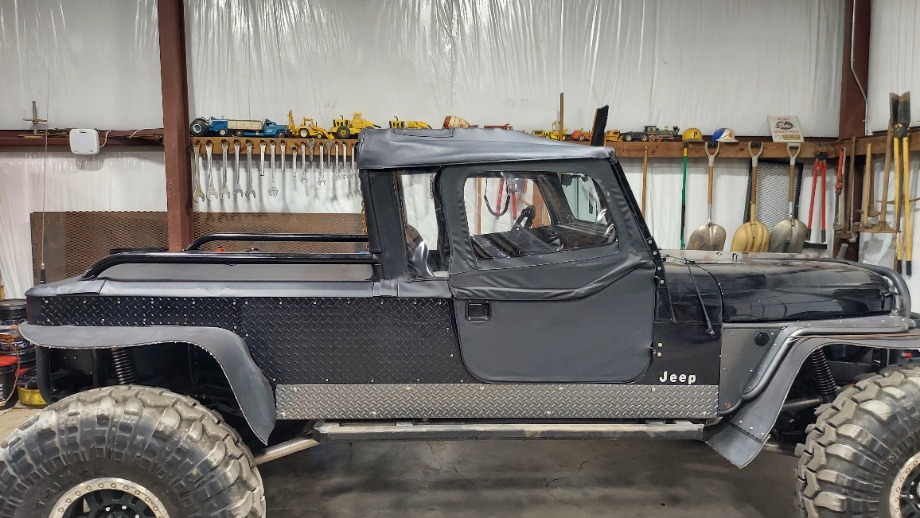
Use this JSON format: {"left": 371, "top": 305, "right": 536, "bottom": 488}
{"left": 389, "top": 117, "right": 432, "bottom": 130}
{"left": 330, "top": 112, "right": 380, "bottom": 139}
{"left": 531, "top": 121, "right": 564, "bottom": 141}
{"left": 287, "top": 111, "right": 334, "bottom": 139}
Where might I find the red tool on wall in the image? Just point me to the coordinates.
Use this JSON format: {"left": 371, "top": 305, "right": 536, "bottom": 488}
{"left": 807, "top": 153, "right": 828, "bottom": 244}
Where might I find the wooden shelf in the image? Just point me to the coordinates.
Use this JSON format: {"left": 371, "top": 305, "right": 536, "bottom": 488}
{"left": 596, "top": 140, "right": 835, "bottom": 160}
{"left": 192, "top": 136, "right": 356, "bottom": 156}
{"left": 0, "top": 129, "right": 164, "bottom": 148}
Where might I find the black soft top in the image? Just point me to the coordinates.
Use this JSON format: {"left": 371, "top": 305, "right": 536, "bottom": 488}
{"left": 356, "top": 128, "right": 615, "bottom": 170}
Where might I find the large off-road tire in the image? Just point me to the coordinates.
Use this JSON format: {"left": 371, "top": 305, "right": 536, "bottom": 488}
{"left": 0, "top": 385, "right": 265, "bottom": 518}
{"left": 796, "top": 363, "right": 920, "bottom": 517}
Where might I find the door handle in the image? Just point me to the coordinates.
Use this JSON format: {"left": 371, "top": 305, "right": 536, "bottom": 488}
{"left": 466, "top": 301, "right": 491, "bottom": 321}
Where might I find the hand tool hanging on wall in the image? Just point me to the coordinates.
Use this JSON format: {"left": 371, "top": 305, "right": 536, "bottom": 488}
{"left": 334, "top": 141, "right": 340, "bottom": 179}
{"left": 219, "top": 140, "right": 231, "bottom": 200}
{"left": 268, "top": 141, "right": 278, "bottom": 197}
{"left": 321, "top": 141, "right": 332, "bottom": 185}
{"left": 291, "top": 144, "right": 298, "bottom": 187}
{"left": 814, "top": 154, "right": 828, "bottom": 243}
{"left": 769, "top": 143, "right": 806, "bottom": 253}
{"left": 305, "top": 139, "right": 315, "bottom": 183}
{"left": 192, "top": 141, "right": 205, "bottom": 202}
{"left": 641, "top": 147, "right": 648, "bottom": 216}
{"left": 730, "top": 142, "right": 769, "bottom": 252}
{"left": 895, "top": 92, "right": 912, "bottom": 274}
{"left": 865, "top": 95, "right": 897, "bottom": 234}
{"left": 834, "top": 148, "right": 847, "bottom": 232}
{"left": 206, "top": 141, "right": 218, "bottom": 201}
{"left": 233, "top": 140, "right": 244, "bottom": 198}
{"left": 807, "top": 154, "right": 819, "bottom": 240}
{"left": 847, "top": 138, "right": 858, "bottom": 234}
{"left": 300, "top": 142, "right": 307, "bottom": 182}
{"left": 245, "top": 140, "right": 256, "bottom": 199}
{"left": 860, "top": 144, "right": 873, "bottom": 229}
{"left": 686, "top": 142, "right": 726, "bottom": 251}
{"left": 280, "top": 141, "right": 287, "bottom": 195}
{"left": 679, "top": 144, "right": 688, "bottom": 249}
{"left": 259, "top": 141, "right": 266, "bottom": 177}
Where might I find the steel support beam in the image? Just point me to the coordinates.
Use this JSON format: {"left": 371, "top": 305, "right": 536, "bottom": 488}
{"left": 157, "top": 0, "right": 193, "bottom": 251}
{"left": 839, "top": 0, "right": 871, "bottom": 139}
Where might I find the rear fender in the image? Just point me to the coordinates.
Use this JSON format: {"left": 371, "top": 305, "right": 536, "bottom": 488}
{"left": 707, "top": 317, "right": 920, "bottom": 467}
{"left": 19, "top": 323, "right": 275, "bottom": 444}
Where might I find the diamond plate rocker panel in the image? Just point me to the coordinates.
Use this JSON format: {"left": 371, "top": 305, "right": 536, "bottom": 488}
{"left": 275, "top": 383, "right": 720, "bottom": 420}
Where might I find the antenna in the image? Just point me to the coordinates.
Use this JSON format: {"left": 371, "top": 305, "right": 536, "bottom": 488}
{"left": 22, "top": 100, "right": 47, "bottom": 135}
{"left": 39, "top": 26, "right": 52, "bottom": 284}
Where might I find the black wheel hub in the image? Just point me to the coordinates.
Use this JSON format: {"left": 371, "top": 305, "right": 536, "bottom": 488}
{"left": 900, "top": 466, "right": 920, "bottom": 517}
{"left": 62, "top": 489, "right": 158, "bottom": 518}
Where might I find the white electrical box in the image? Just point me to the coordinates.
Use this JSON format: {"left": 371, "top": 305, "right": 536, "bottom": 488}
{"left": 69, "top": 129, "right": 100, "bottom": 155}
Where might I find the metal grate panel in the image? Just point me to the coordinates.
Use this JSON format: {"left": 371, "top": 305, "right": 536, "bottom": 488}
{"left": 744, "top": 160, "right": 804, "bottom": 228}
{"left": 30, "top": 212, "right": 365, "bottom": 283}
{"left": 276, "top": 383, "right": 721, "bottom": 420}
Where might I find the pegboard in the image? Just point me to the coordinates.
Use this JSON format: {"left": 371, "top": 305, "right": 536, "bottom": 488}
{"left": 30, "top": 212, "right": 365, "bottom": 283}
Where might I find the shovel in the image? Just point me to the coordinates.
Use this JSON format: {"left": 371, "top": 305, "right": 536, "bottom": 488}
{"left": 730, "top": 142, "right": 769, "bottom": 252}
{"left": 687, "top": 142, "right": 726, "bottom": 251}
{"left": 769, "top": 143, "right": 807, "bottom": 253}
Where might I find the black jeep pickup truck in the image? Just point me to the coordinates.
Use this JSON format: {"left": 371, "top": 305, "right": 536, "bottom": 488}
{"left": 2, "top": 128, "right": 919, "bottom": 518}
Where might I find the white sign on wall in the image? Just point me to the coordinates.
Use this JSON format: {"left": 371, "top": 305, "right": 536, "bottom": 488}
{"left": 767, "top": 116, "right": 805, "bottom": 142}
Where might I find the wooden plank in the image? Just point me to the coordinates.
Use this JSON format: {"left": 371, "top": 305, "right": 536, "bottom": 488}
{"left": 597, "top": 141, "right": 835, "bottom": 160}
{"left": 157, "top": 0, "right": 193, "bottom": 251}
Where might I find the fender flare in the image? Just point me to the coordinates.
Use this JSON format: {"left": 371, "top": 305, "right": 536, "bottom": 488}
{"left": 707, "top": 328, "right": 920, "bottom": 467}
{"left": 19, "top": 323, "right": 275, "bottom": 444}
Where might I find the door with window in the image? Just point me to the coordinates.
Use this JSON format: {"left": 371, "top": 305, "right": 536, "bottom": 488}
{"left": 440, "top": 160, "right": 656, "bottom": 383}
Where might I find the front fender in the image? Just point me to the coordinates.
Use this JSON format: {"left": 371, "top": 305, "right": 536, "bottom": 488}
{"left": 707, "top": 319, "right": 920, "bottom": 467}
{"left": 19, "top": 324, "right": 275, "bottom": 444}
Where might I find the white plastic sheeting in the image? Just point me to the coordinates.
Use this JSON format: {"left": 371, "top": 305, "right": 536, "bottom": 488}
{"left": 1, "top": 0, "right": 852, "bottom": 298}
{"left": 185, "top": 0, "right": 844, "bottom": 137}
{"left": 0, "top": 0, "right": 162, "bottom": 129}
{"left": 867, "top": 0, "right": 920, "bottom": 132}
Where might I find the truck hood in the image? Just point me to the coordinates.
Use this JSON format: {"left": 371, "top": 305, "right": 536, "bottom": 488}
{"left": 663, "top": 252, "right": 894, "bottom": 323}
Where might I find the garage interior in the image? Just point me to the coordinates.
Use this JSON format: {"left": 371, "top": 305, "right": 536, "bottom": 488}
{"left": 1, "top": 1, "right": 920, "bottom": 517}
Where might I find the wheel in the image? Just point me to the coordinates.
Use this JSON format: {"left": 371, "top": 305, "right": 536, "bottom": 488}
{"left": 0, "top": 385, "right": 265, "bottom": 518}
{"left": 640, "top": 134, "right": 649, "bottom": 142}
{"left": 624, "top": 134, "right": 633, "bottom": 142}
{"left": 189, "top": 118, "right": 208, "bottom": 136}
{"left": 578, "top": 134, "right": 586, "bottom": 141}
{"left": 276, "top": 130, "right": 287, "bottom": 138}
{"left": 335, "top": 126, "right": 350, "bottom": 139}
{"left": 218, "top": 128, "right": 229, "bottom": 137}
{"left": 796, "top": 363, "right": 920, "bottom": 517}
{"left": 233, "top": 130, "right": 243, "bottom": 137}
{"left": 299, "top": 128, "right": 309, "bottom": 138}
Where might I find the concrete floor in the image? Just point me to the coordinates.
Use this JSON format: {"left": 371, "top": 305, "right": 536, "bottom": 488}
{"left": 2, "top": 407, "right": 797, "bottom": 517}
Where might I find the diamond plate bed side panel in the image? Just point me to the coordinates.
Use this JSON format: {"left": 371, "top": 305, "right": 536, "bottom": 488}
{"left": 33, "top": 296, "right": 473, "bottom": 385}
{"left": 275, "top": 384, "right": 720, "bottom": 420}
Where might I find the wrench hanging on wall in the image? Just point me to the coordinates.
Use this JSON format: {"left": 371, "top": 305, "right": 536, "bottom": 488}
{"left": 245, "top": 140, "right": 256, "bottom": 199}
{"left": 334, "top": 141, "right": 340, "bottom": 179}
{"left": 269, "top": 140, "right": 278, "bottom": 197}
{"left": 233, "top": 140, "right": 244, "bottom": 198}
{"left": 280, "top": 140, "right": 287, "bottom": 194}
{"left": 205, "top": 141, "right": 218, "bottom": 201}
{"left": 321, "top": 141, "right": 332, "bottom": 185}
{"left": 259, "top": 141, "right": 266, "bottom": 177}
{"left": 300, "top": 142, "right": 307, "bottom": 182}
{"left": 192, "top": 141, "right": 205, "bottom": 202}
{"left": 219, "top": 140, "right": 231, "bottom": 200}
{"left": 305, "top": 139, "right": 315, "bottom": 184}
{"left": 291, "top": 144, "right": 298, "bottom": 188}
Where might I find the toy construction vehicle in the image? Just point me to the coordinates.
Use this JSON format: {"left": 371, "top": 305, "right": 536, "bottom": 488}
{"left": 623, "top": 125, "right": 681, "bottom": 142}
{"left": 570, "top": 129, "right": 591, "bottom": 141}
{"left": 389, "top": 117, "right": 432, "bottom": 130}
{"left": 605, "top": 130, "right": 622, "bottom": 142}
{"left": 6, "top": 128, "right": 920, "bottom": 518}
{"left": 330, "top": 112, "right": 380, "bottom": 139}
{"left": 287, "top": 111, "right": 334, "bottom": 139}
{"left": 531, "top": 121, "right": 564, "bottom": 141}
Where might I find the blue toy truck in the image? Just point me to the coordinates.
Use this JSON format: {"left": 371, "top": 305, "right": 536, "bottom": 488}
{"left": 189, "top": 117, "right": 289, "bottom": 138}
